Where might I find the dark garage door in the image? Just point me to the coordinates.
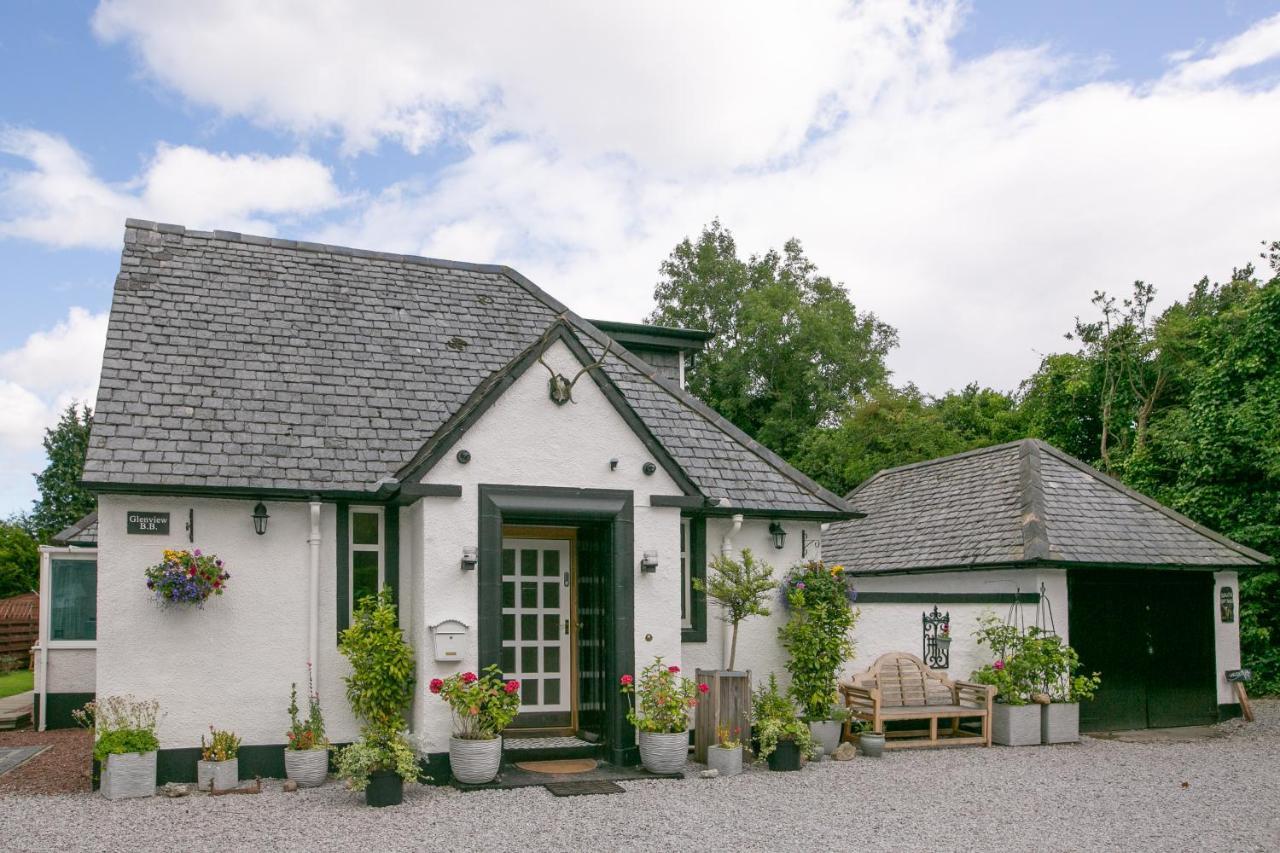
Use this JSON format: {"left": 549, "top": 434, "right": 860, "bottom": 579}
{"left": 1068, "top": 570, "right": 1218, "bottom": 731}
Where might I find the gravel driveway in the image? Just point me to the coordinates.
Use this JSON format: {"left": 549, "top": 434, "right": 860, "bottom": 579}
{"left": 3, "top": 700, "right": 1277, "bottom": 853}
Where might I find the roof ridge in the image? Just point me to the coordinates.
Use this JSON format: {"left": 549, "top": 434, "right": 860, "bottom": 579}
{"left": 1034, "top": 440, "right": 1271, "bottom": 565}
{"left": 1018, "top": 440, "right": 1052, "bottom": 560}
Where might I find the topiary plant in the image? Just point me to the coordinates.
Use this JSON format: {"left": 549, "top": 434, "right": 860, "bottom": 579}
{"left": 694, "top": 548, "right": 777, "bottom": 671}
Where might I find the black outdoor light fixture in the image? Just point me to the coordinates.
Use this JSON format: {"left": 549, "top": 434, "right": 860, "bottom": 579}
{"left": 769, "top": 521, "right": 787, "bottom": 549}
{"left": 251, "top": 502, "right": 270, "bottom": 536}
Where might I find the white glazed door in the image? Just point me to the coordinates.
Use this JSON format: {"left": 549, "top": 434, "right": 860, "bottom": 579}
{"left": 500, "top": 538, "right": 571, "bottom": 714}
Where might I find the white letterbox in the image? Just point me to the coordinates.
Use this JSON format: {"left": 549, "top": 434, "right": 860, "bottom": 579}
{"left": 430, "top": 620, "right": 469, "bottom": 662}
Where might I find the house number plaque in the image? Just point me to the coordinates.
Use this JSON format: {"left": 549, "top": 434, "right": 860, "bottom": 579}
{"left": 127, "top": 511, "right": 170, "bottom": 535}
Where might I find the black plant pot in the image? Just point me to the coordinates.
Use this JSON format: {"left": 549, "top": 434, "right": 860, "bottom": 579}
{"left": 767, "top": 740, "right": 802, "bottom": 772}
{"left": 365, "top": 770, "right": 403, "bottom": 807}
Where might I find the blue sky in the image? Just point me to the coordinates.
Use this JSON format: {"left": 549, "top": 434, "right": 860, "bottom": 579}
{"left": 2, "top": 0, "right": 1280, "bottom": 517}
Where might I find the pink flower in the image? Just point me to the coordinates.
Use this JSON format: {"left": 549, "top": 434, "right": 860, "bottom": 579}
{"left": 429, "top": 678, "right": 444, "bottom": 694}
{"left": 194, "top": 549, "right": 202, "bottom": 557}
{"left": 993, "top": 660, "right": 1005, "bottom": 671}
{"left": 668, "top": 665, "right": 680, "bottom": 674}
{"left": 461, "top": 671, "right": 477, "bottom": 684}
{"left": 620, "top": 674, "right": 634, "bottom": 686}
{"left": 698, "top": 683, "right": 709, "bottom": 694}
{"left": 504, "top": 680, "right": 519, "bottom": 694}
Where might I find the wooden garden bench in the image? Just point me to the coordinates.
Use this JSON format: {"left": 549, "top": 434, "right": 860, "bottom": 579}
{"left": 839, "top": 652, "right": 995, "bottom": 749}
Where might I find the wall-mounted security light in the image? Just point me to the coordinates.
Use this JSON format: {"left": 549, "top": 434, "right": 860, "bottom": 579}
{"left": 252, "top": 502, "right": 270, "bottom": 536}
{"left": 461, "top": 546, "right": 478, "bottom": 571}
{"left": 640, "top": 550, "right": 659, "bottom": 573}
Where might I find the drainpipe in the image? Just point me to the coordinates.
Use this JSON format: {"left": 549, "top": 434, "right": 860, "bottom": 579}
{"left": 308, "top": 498, "right": 322, "bottom": 691}
{"left": 719, "top": 513, "right": 743, "bottom": 669}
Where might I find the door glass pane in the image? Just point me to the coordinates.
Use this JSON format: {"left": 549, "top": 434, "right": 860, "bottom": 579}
{"left": 50, "top": 559, "right": 96, "bottom": 641}
{"left": 521, "top": 646, "right": 538, "bottom": 673}
{"left": 543, "top": 679, "right": 561, "bottom": 705}
{"left": 543, "top": 614, "right": 559, "bottom": 642}
{"left": 502, "top": 549, "right": 515, "bottom": 575}
{"left": 500, "top": 646, "right": 516, "bottom": 673}
{"left": 501, "top": 614, "right": 514, "bottom": 641}
{"left": 543, "top": 646, "right": 560, "bottom": 673}
{"left": 520, "top": 549, "right": 538, "bottom": 576}
{"left": 351, "top": 511, "right": 380, "bottom": 545}
{"left": 501, "top": 582, "right": 515, "bottom": 609}
{"left": 542, "top": 549, "right": 560, "bottom": 576}
{"left": 522, "top": 679, "right": 538, "bottom": 704}
{"left": 544, "top": 582, "right": 559, "bottom": 609}
{"left": 352, "top": 550, "right": 379, "bottom": 607}
{"left": 521, "top": 582, "right": 537, "bottom": 608}
{"left": 521, "top": 614, "right": 537, "bottom": 641}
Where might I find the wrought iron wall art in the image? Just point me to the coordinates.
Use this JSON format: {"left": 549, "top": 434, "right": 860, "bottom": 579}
{"left": 922, "top": 605, "right": 951, "bottom": 669}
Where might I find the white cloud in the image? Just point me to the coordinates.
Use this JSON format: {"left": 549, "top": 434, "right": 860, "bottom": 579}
{"left": 0, "top": 130, "right": 343, "bottom": 249}
{"left": 1163, "top": 11, "right": 1280, "bottom": 87}
{"left": 0, "top": 307, "right": 108, "bottom": 517}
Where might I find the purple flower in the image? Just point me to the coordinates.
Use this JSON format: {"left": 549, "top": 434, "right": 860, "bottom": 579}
{"left": 795, "top": 581, "right": 806, "bottom": 590}
{"left": 193, "top": 549, "right": 202, "bottom": 557}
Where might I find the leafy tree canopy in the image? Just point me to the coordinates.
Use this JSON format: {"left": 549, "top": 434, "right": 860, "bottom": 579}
{"left": 27, "top": 404, "right": 95, "bottom": 544}
{"left": 0, "top": 520, "right": 39, "bottom": 599}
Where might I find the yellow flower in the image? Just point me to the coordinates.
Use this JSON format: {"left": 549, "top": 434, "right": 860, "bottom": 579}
{"left": 830, "top": 564, "right": 844, "bottom": 575}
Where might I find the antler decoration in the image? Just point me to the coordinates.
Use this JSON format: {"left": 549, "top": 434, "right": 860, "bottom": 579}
{"left": 537, "top": 337, "right": 612, "bottom": 406}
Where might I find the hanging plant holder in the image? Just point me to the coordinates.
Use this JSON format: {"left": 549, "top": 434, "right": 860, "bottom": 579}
{"left": 922, "top": 606, "right": 951, "bottom": 669}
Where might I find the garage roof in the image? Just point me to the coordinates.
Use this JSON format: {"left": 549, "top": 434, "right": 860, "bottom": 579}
{"left": 824, "top": 439, "right": 1270, "bottom": 573}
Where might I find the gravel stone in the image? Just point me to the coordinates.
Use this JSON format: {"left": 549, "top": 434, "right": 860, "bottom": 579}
{"left": 2, "top": 701, "right": 1278, "bottom": 852}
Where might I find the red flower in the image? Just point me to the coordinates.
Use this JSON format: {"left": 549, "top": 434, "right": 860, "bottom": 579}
{"left": 698, "top": 682, "right": 709, "bottom": 694}
{"left": 668, "top": 665, "right": 680, "bottom": 674}
{"left": 213, "top": 581, "right": 221, "bottom": 589}
{"left": 620, "top": 674, "right": 634, "bottom": 686}
{"left": 429, "top": 678, "right": 444, "bottom": 694}
{"left": 461, "top": 671, "right": 477, "bottom": 684}
{"left": 504, "top": 680, "right": 519, "bottom": 694}
{"left": 188, "top": 568, "right": 197, "bottom": 576}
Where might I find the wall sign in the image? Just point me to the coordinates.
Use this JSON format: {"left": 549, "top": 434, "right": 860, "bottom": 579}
{"left": 127, "top": 511, "right": 170, "bottom": 535}
{"left": 1220, "top": 586, "right": 1235, "bottom": 623}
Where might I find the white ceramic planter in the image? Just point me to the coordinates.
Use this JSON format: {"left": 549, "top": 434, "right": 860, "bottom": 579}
{"left": 100, "top": 751, "right": 156, "bottom": 800}
{"left": 284, "top": 748, "right": 329, "bottom": 787}
{"left": 808, "top": 720, "right": 843, "bottom": 756}
{"left": 1041, "top": 702, "right": 1080, "bottom": 744}
{"left": 197, "top": 758, "right": 239, "bottom": 792}
{"left": 706, "top": 745, "right": 743, "bottom": 777}
{"left": 449, "top": 736, "right": 503, "bottom": 784}
{"left": 992, "top": 704, "right": 1042, "bottom": 746}
{"left": 638, "top": 731, "right": 688, "bottom": 775}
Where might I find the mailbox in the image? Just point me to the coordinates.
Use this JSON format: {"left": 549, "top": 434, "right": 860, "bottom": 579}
{"left": 430, "top": 620, "right": 469, "bottom": 662}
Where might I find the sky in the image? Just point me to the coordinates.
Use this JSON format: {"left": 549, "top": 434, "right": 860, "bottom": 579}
{"left": 1, "top": 0, "right": 1280, "bottom": 517}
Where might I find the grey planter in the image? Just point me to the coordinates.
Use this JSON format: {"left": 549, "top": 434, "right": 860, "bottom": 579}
{"left": 100, "top": 751, "right": 156, "bottom": 800}
{"left": 706, "top": 745, "right": 743, "bottom": 777}
{"left": 808, "top": 720, "right": 843, "bottom": 756}
{"left": 857, "top": 732, "right": 885, "bottom": 758}
{"left": 197, "top": 758, "right": 239, "bottom": 792}
{"left": 284, "top": 748, "right": 329, "bottom": 787}
{"left": 638, "top": 731, "right": 688, "bottom": 775}
{"left": 1041, "top": 702, "right": 1080, "bottom": 744}
{"left": 449, "top": 736, "right": 502, "bottom": 784}
{"left": 992, "top": 703, "right": 1042, "bottom": 746}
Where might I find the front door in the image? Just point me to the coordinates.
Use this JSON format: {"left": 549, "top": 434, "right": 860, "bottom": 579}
{"left": 501, "top": 530, "right": 574, "bottom": 731}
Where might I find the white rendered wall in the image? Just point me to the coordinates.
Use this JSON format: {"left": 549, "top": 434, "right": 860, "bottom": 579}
{"left": 1214, "top": 571, "right": 1241, "bottom": 705}
{"left": 96, "top": 495, "right": 357, "bottom": 750}
{"left": 412, "top": 339, "right": 685, "bottom": 753}
{"left": 44, "top": 649, "right": 96, "bottom": 694}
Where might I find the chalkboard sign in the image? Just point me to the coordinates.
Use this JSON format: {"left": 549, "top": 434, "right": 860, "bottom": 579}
{"left": 127, "top": 511, "right": 170, "bottom": 535}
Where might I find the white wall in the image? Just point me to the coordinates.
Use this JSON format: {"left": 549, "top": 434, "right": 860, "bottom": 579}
{"left": 411, "top": 339, "right": 685, "bottom": 753}
{"left": 96, "top": 495, "right": 357, "bottom": 749}
{"left": 1214, "top": 571, "right": 1241, "bottom": 706}
{"left": 44, "top": 649, "right": 95, "bottom": 694}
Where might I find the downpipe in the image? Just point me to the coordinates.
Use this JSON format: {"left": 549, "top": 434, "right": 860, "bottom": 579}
{"left": 308, "top": 499, "right": 321, "bottom": 691}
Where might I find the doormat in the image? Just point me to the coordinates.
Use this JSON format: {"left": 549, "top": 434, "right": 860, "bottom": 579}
{"left": 515, "top": 759, "right": 597, "bottom": 775}
{"left": 544, "top": 780, "right": 625, "bottom": 797}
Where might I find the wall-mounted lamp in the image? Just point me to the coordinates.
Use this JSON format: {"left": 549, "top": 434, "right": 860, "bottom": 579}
{"left": 251, "top": 502, "right": 270, "bottom": 536}
{"left": 640, "top": 550, "right": 659, "bottom": 573}
{"left": 768, "top": 521, "right": 787, "bottom": 549}
{"left": 461, "top": 546, "right": 478, "bottom": 571}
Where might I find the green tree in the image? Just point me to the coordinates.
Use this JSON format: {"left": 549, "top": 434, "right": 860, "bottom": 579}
{"left": 0, "top": 520, "right": 39, "bottom": 599}
{"left": 648, "top": 220, "right": 896, "bottom": 461}
{"left": 28, "top": 404, "right": 95, "bottom": 543}
{"left": 694, "top": 548, "right": 777, "bottom": 670}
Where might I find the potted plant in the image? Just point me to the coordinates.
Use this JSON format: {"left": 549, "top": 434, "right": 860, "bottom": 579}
{"left": 620, "top": 657, "right": 707, "bottom": 774}
{"left": 74, "top": 695, "right": 161, "bottom": 800}
{"left": 779, "top": 561, "right": 858, "bottom": 756}
{"left": 144, "top": 549, "right": 229, "bottom": 608}
{"left": 971, "top": 613, "right": 1040, "bottom": 746}
{"left": 1023, "top": 630, "right": 1101, "bottom": 744}
{"left": 691, "top": 549, "right": 776, "bottom": 762}
{"left": 335, "top": 589, "right": 418, "bottom": 806}
{"left": 429, "top": 666, "right": 521, "bottom": 784}
{"left": 853, "top": 719, "right": 885, "bottom": 758}
{"left": 198, "top": 726, "right": 241, "bottom": 792}
{"left": 706, "top": 724, "right": 743, "bottom": 777}
{"left": 751, "top": 674, "right": 816, "bottom": 771}
{"left": 284, "top": 668, "right": 329, "bottom": 787}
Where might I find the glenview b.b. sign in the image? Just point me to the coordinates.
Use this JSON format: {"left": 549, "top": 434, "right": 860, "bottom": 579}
{"left": 127, "top": 511, "right": 170, "bottom": 535}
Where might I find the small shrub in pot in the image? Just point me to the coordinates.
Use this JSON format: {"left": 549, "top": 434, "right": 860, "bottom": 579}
{"left": 198, "top": 727, "right": 241, "bottom": 792}
{"left": 430, "top": 665, "right": 521, "bottom": 784}
{"left": 284, "top": 666, "right": 330, "bottom": 787}
{"left": 621, "top": 657, "right": 708, "bottom": 774}
{"left": 706, "top": 724, "right": 744, "bottom": 777}
{"left": 75, "top": 695, "right": 161, "bottom": 800}
{"left": 752, "top": 675, "right": 816, "bottom": 771}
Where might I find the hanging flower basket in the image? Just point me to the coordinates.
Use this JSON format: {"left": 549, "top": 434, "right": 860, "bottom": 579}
{"left": 144, "top": 549, "right": 230, "bottom": 607}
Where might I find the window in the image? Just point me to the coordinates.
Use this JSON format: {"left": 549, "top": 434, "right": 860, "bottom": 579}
{"left": 680, "top": 518, "right": 692, "bottom": 630}
{"left": 349, "top": 506, "right": 384, "bottom": 619}
{"left": 50, "top": 558, "right": 96, "bottom": 642}
{"left": 681, "top": 517, "right": 707, "bottom": 643}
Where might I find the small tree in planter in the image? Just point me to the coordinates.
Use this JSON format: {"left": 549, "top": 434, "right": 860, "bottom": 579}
{"left": 74, "top": 695, "right": 161, "bottom": 800}
{"left": 198, "top": 727, "right": 241, "bottom": 792}
{"left": 336, "top": 589, "right": 418, "bottom": 807}
{"left": 778, "top": 561, "right": 858, "bottom": 756}
{"left": 751, "top": 674, "right": 816, "bottom": 771}
{"left": 283, "top": 668, "right": 329, "bottom": 787}
{"left": 691, "top": 548, "right": 776, "bottom": 761}
{"left": 621, "top": 657, "right": 708, "bottom": 774}
{"left": 429, "top": 666, "right": 521, "bottom": 784}
{"left": 970, "top": 613, "right": 1040, "bottom": 746}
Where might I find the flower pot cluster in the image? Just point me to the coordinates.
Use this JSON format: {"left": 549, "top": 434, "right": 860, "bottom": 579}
{"left": 970, "top": 614, "right": 1102, "bottom": 746}
{"left": 430, "top": 666, "right": 521, "bottom": 785}
{"left": 144, "top": 549, "right": 230, "bottom": 608}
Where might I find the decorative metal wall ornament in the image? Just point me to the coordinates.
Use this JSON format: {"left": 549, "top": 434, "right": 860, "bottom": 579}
{"left": 537, "top": 340, "right": 613, "bottom": 405}
{"left": 922, "top": 606, "right": 951, "bottom": 669}
{"left": 1220, "top": 586, "right": 1235, "bottom": 623}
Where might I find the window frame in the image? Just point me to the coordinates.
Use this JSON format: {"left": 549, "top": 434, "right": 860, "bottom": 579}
{"left": 44, "top": 551, "right": 98, "bottom": 649}
{"left": 681, "top": 516, "right": 707, "bottom": 643}
{"left": 348, "top": 505, "right": 385, "bottom": 622}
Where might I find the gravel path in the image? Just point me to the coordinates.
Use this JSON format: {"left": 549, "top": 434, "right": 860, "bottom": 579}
{"left": 0, "top": 728, "right": 91, "bottom": 795}
{"left": 2, "top": 702, "right": 1278, "bottom": 852}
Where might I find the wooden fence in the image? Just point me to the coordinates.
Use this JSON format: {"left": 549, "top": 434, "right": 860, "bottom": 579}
{"left": 0, "top": 592, "right": 38, "bottom": 665}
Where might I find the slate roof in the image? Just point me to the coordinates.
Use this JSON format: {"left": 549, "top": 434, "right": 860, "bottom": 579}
{"left": 824, "top": 439, "right": 1270, "bottom": 573}
{"left": 84, "top": 220, "right": 850, "bottom": 516}
{"left": 51, "top": 512, "right": 98, "bottom": 547}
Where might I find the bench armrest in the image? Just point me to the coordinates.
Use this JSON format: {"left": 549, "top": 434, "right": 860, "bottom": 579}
{"left": 953, "top": 681, "right": 995, "bottom": 707}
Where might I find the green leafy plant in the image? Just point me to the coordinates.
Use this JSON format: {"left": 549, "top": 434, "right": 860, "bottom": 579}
{"left": 335, "top": 729, "right": 420, "bottom": 790}
{"left": 778, "top": 561, "right": 858, "bottom": 719}
{"left": 429, "top": 665, "right": 521, "bottom": 740}
{"left": 286, "top": 665, "right": 328, "bottom": 751}
{"left": 714, "top": 723, "right": 743, "bottom": 750}
{"left": 339, "top": 588, "right": 415, "bottom": 734}
{"left": 201, "top": 727, "right": 241, "bottom": 762}
{"left": 970, "top": 613, "right": 1101, "bottom": 704}
{"left": 751, "top": 674, "right": 816, "bottom": 761}
{"left": 693, "top": 548, "right": 777, "bottom": 670}
{"left": 619, "top": 657, "right": 708, "bottom": 733}
{"left": 73, "top": 695, "right": 161, "bottom": 763}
